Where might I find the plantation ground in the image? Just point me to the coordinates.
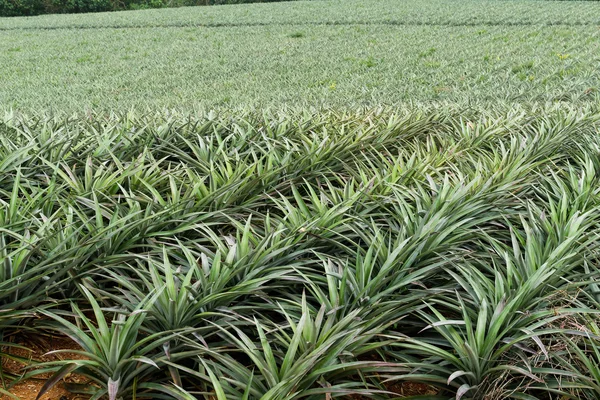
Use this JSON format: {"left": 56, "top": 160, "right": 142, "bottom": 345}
{"left": 3, "top": 0, "right": 600, "bottom": 399}
{"left": 0, "top": 0, "right": 599, "bottom": 111}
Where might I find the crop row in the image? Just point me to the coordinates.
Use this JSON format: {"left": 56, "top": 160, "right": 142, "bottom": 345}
{"left": 2, "top": 108, "right": 600, "bottom": 399}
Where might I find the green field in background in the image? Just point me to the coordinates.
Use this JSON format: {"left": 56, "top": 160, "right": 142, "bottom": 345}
{"left": 1, "top": 0, "right": 599, "bottom": 111}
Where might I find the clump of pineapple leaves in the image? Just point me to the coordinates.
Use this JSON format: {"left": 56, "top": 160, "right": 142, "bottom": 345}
{"left": 1, "top": 106, "right": 600, "bottom": 399}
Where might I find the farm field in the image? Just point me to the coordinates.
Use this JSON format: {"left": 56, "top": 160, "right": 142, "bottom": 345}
{"left": 2, "top": 0, "right": 600, "bottom": 399}
{"left": 2, "top": 107, "right": 600, "bottom": 399}
{"left": 0, "top": 0, "right": 599, "bottom": 111}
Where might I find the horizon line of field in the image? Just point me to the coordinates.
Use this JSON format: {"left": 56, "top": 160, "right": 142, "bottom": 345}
{"left": 1, "top": 19, "right": 599, "bottom": 31}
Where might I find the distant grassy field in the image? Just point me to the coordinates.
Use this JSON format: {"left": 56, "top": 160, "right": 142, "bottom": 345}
{"left": 0, "top": 0, "right": 599, "bottom": 111}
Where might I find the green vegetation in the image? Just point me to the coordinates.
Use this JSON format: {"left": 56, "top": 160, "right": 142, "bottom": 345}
{"left": 2, "top": 0, "right": 600, "bottom": 398}
{"left": 0, "top": 0, "right": 599, "bottom": 111}
{"left": 2, "top": 107, "right": 600, "bottom": 399}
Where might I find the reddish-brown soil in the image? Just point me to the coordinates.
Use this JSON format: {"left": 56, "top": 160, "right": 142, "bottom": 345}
{"left": 347, "top": 381, "right": 438, "bottom": 399}
{"left": 1, "top": 336, "right": 90, "bottom": 400}
{"left": 387, "top": 381, "right": 438, "bottom": 396}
